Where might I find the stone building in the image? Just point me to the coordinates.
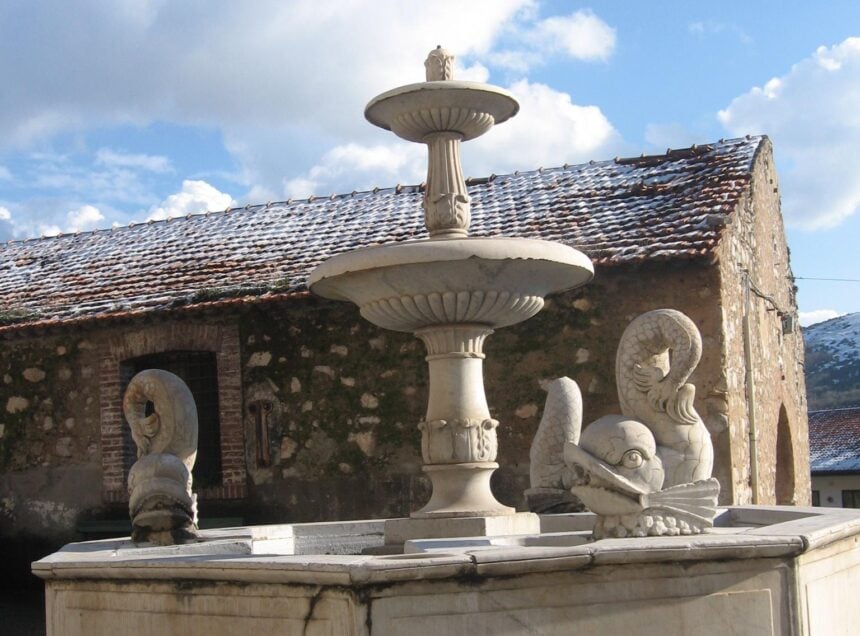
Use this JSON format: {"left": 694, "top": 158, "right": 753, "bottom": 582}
{"left": 0, "top": 135, "right": 809, "bottom": 576}
{"left": 809, "top": 407, "right": 860, "bottom": 507}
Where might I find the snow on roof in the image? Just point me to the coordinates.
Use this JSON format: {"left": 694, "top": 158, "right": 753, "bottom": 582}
{"left": 809, "top": 407, "right": 860, "bottom": 473}
{"left": 0, "top": 136, "right": 764, "bottom": 333}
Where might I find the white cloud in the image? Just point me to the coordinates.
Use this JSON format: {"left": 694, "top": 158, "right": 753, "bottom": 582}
{"left": 24, "top": 150, "right": 166, "bottom": 208}
{"left": 65, "top": 204, "right": 104, "bottom": 232}
{"left": 38, "top": 223, "right": 62, "bottom": 237}
{"left": 95, "top": 148, "right": 172, "bottom": 173}
{"left": 147, "top": 180, "right": 234, "bottom": 221}
{"left": 644, "top": 122, "right": 702, "bottom": 150}
{"left": 282, "top": 79, "right": 622, "bottom": 199}
{"left": 0, "top": 1, "right": 623, "bottom": 204}
{"left": 0, "top": 0, "right": 531, "bottom": 148}
{"left": 284, "top": 143, "right": 424, "bottom": 199}
{"left": 799, "top": 309, "right": 844, "bottom": 327}
{"left": 719, "top": 37, "right": 860, "bottom": 229}
{"left": 687, "top": 20, "right": 752, "bottom": 44}
{"left": 465, "top": 80, "right": 622, "bottom": 175}
{"left": 529, "top": 10, "right": 616, "bottom": 61}
{"left": 488, "top": 9, "right": 616, "bottom": 72}
{"left": 0, "top": 207, "right": 12, "bottom": 242}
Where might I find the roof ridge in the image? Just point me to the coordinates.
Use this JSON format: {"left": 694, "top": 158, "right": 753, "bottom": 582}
{"left": 1, "top": 136, "right": 764, "bottom": 247}
{"left": 809, "top": 406, "right": 860, "bottom": 414}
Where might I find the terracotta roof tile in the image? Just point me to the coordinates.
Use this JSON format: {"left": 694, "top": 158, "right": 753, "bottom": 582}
{"left": 809, "top": 407, "right": 860, "bottom": 473}
{"left": 0, "top": 136, "right": 763, "bottom": 332}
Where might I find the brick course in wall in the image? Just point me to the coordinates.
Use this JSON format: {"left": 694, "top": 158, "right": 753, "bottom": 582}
{"left": 97, "top": 321, "right": 246, "bottom": 501}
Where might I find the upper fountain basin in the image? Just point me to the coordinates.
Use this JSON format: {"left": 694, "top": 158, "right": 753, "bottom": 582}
{"left": 308, "top": 237, "right": 594, "bottom": 332}
{"left": 365, "top": 81, "right": 519, "bottom": 143}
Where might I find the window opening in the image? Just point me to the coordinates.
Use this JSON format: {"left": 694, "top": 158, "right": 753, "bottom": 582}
{"left": 842, "top": 490, "right": 860, "bottom": 508}
{"left": 774, "top": 404, "right": 795, "bottom": 505}
{"left": 120, "top": 350, "right": 222, "bottom": 488}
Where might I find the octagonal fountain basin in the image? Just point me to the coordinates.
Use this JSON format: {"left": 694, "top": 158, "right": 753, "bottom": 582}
{"left": 308, "top": 237, "right": 594, "bottom": 332}
{"left": 33, "top": 506, "right": 860, "bottom": 635}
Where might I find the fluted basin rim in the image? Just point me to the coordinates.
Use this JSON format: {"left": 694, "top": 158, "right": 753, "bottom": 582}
{"left": 365, "top": 81, "right": 520, "bottom": 139}
{"left": 309, "top": 238, "right": 593, "bottom": 332}
{"left": 309, "top": 237, "right": 594, "bottom": 300}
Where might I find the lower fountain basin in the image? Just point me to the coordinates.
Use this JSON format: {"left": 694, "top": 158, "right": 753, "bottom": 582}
{"left": 33, "top": 506, "right": 860, "bottom": 635}
{"left": 309, "top": 237, "right": 594, "bottom": 332}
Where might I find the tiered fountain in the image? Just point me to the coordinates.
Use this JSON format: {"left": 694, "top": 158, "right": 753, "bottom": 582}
{"left": 309, "top": 46, "right": 592, "bottom": 543}
{"left": 32, "top": 48, "right": 860, "bottom": 635}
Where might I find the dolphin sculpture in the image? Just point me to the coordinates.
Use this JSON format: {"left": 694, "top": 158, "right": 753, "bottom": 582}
{"left": 529, "top": 309, "right": 720, "bottom": 538}
{"left": 123, "top": 369, "right": 199, "bottom": 545}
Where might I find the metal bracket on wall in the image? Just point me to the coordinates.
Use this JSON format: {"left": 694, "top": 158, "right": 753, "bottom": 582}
{"left": 248, "top": 400, "right": 273, "bottom": 467}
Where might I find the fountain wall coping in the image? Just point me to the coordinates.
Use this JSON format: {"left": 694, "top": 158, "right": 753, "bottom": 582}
{"left": 33, "top": 505, "right": 860, "bottom": 587}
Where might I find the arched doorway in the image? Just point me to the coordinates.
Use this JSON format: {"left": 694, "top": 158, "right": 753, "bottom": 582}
{"left": 775, "top": 404, "right": 796, "bottom": 505}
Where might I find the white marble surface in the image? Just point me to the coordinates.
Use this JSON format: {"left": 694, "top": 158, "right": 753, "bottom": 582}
{"left": 33, "top": 506, "right": 860, "bottom": 635}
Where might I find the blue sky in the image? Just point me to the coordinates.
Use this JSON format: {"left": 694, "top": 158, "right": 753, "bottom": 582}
{"left": 0, "top": 1, "right": 858, "bottom": 325}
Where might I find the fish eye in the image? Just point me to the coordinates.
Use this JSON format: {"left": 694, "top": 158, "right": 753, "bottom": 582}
{"left": 621, "top": 449, "right": 644, "bottom": 468}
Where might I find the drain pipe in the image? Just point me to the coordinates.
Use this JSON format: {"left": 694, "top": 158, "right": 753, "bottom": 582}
{"left": 742, "top": 270, "right": 760, "bottom": 504}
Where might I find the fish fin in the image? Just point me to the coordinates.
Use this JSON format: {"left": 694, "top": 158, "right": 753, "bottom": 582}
{"left": 641, "top": 478, "right": 720, "bottom": 523}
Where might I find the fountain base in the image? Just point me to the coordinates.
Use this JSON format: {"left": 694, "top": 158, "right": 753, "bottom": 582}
{"left": 413, "top": 462, "right": 513, "bottom": 518}
{"left": 33, "top": 506, "right": 860, "bottom": 635}
{"left": 385, "top": 512, "right": 540, "bottom": 546}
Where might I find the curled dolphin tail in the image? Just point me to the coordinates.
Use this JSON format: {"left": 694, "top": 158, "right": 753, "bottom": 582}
{"left": 617, "top": 309, "right": 703, "bottom": 427}
{"left": 123, "top": 369, "right": 199, "bottom": 472}
{"left": 529, "top": 377, "right": 582, "bottom": 490}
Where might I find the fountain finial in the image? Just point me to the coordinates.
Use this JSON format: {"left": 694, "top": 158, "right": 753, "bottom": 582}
{"left": 425, "top": 45, "right": 455, "bottom": 81}
{"left": 364, "top": 44, "right": 519, "bottom": 238}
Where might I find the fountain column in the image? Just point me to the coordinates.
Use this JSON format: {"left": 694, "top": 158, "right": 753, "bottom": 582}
{"left": 414, "top": 324, "right": 514, "bottom": 517}
{"left": 310, "top": 46, "right": 594, "bottom": 543}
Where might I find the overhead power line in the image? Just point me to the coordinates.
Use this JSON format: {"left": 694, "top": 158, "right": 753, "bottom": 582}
{"left": 795, "top": 276, "right": 860, "bottom": 283}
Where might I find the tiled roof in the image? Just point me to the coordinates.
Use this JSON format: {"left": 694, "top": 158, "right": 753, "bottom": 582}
{"left": 809, "top": 407, "right": 860, "bottom": 473}
{"left": 0, "top": 136, "right": 764, "bottom": 333}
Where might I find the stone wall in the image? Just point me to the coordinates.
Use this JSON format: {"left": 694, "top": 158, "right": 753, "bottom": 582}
{"left": 0, "top": 335, "right": 103, "bottom": 543}
{"left": 238, "top": 261, "right": 731, "bottom": 516}
{"left": 715, "top": 138, "right": 810, "bottom": 505}
{"left": 0, "top": 261, "right": 730, "bottom": 546}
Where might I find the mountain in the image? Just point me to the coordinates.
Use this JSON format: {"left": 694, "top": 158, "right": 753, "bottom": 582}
{"left": 804, "top": 312, "right": 860, "bottom": 410}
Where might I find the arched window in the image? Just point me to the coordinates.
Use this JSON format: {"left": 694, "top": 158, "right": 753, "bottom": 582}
{"left": 774, "top": 404, "right": 795, "bottom": 505}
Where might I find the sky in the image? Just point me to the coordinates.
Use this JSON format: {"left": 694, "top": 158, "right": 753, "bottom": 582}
{"left": 0, "top": 1, "right": 858, "bottom": 326}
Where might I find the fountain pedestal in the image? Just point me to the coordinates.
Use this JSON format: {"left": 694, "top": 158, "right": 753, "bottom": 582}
{"left": 309, "top": 237, "right": 592, "bottom": 543}
{"left": 310, "top": 47, "right": 593, "bottom": 544}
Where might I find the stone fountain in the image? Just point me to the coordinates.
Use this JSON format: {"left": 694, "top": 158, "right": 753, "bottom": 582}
{"left": 309, "top": 46, "right": 592, "bottom": 543}
{"left": 32, "top": 48, "right": 860, "bottom": 635}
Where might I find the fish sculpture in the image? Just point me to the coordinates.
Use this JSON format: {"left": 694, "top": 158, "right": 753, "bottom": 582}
{"left": 529, "top": 309, "right": 720, "bottom": 538}
{"left": 123, "top": 369, "right": 199, "bottom": 545}
{"left": 525, "top": 377, "right": 586, "bottom": 513}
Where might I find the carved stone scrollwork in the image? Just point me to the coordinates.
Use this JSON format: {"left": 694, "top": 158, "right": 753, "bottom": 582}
{"left": 424, "top": 131, "right": 470, "bottom": 237}
{"left": 425, "top": 45, "right": 454, "bottom": 81}
{"left": 361, "top": 291, "right": 543, "bottom": 332}
{"left": 419, "top": 417, "right": 499, "bottom": 464}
